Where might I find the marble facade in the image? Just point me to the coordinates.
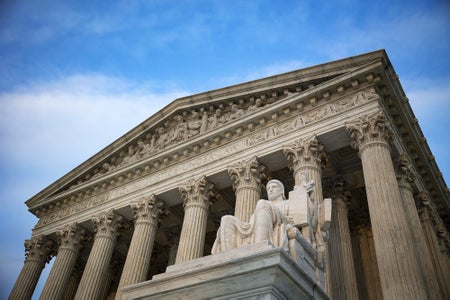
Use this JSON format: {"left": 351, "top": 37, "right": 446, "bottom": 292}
{"left": 10, "top": 50, "right": 450, "bottom": 299}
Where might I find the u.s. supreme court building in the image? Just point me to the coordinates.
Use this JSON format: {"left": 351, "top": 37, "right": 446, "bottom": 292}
{"left": 10, "top": 50, "right": 450, "bottom": 300}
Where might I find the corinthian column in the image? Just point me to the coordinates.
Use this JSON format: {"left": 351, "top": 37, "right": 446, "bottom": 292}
{"left": 328, "top": 181, "right": 358, "bottom": 300}
{"left": 10, "top": 236, "right": 53, "bottom": 300}
{"left": 396, "top": 155, "right": 442, "bottom": 299}
{"left": 116, "top": 195, "right": 167, "bottom": 300}
{"left": 74, "top": 210, "right": 124, "bottom": 300}
{"left": 418, "top": 192, "right": 450, "bottom": 299}
{"left": 228, "top": 156, "right": 266, "bottom": 222}
{"left": 346, "top": 111, "right": 428, "bottom": 299}
{"left": 283, "top": 135, "right": 326, "bottom": 244}
{"left": 40, "top": 223, "right": 85, "bottom": 300}
{"left": 283, "top": 135, "right": 329, "bottom": 291}
{"left": 176, "top": 176, "right": 217, "bottom": 264}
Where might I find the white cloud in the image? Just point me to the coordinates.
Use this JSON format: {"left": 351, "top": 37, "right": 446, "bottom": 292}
{"left": 0, "top": 74, "right": 189, "bottom": 173}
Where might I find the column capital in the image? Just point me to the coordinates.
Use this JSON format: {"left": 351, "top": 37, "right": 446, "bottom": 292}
{"left": 131, "top": 194, "right": 168, "bottom": 224}
{"left": 283, "top": 135, "right": 327, "bottom": 172}
{"left": 228, "top": 156, "right": 267, "bottom": 192}
{"left": 396, "top": 153, "right": 416, "bottom": 189}
{"left": 24, "top": 235, "right": 54, "bottom": 264}
{"left": 56, "top": 223, "right": 86, "bottom": 252}
{"left": 346, "top": 111, "right": 393, "bottom": 152}
{"left": 92, "top": 209, "right": 124, "bottom": 239}
{"left": 179, "top": 176, "right": 218, "bottom": 210}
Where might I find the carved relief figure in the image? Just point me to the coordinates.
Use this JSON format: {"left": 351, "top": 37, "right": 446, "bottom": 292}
{"left": 169, "top": 114, "right": 188, "bottom": 144}
{"left": 212, "top": 179, "right": 300, "bottom": 254}
{"left": 248, "top": 98, "right": 264, "bottom": 113}
{"left": 229, "top": 104, "right": 245, "bottom": 120}
{"left": 152, "top": 127, "right": 168, "bottom": 150}
{"left": 187, "top": 111, "right": 208, "bottom": 137}
{"left": 208, "top": 109, "right": 227, "bottom": 129}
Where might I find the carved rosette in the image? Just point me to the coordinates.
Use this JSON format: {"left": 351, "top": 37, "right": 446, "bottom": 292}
{"left": 346, "top": 111, "right": 394, "bottom": 153}
{"left": 56, "top": 223, "right": 86, "bottom": 253}
{"left": 131, "top": 194, "right": 168, "bottom": 226}
{"left": 179, "top": 176, "right": 218, "bottom": 210}
{"left": 24, "top": 235, "right": 54, "bottom": 264}
{"left": 92, "top": 209, "right": 124, "bottom": 239}
{"left": 396, "top": 153, "right": 416, "bottom": 191}
{"left": 228, "top": 156, "right": 267, "bottom": 192}
{"left": 283, "top": 135, "right": 326, "bottom": 174}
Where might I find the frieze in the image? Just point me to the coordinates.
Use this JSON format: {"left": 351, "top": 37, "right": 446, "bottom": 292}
{"left": 246, "top": 87, "right": 377, "bottom": 147}
{"left": 35, "top": 87, "right": 378, "bottom": 228}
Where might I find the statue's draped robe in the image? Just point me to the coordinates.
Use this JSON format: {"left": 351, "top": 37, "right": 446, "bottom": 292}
{"left": 212, "top": 199, "right": 296, "bottom": 254}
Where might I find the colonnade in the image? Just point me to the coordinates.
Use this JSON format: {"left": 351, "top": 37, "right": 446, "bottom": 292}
{"left": 10, "top": 111, "right": 450, "bottom": 299}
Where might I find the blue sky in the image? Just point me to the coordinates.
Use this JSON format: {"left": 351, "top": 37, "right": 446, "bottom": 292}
{"left": 0, "top": 0, "right": 449, "bottom": 298}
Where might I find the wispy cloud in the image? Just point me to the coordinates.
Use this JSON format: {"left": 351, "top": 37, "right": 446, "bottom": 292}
{"left": 0, "top": 74, "right": 189, "bottom": 175}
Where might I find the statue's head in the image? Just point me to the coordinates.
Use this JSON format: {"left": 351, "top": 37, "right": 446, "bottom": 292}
{"left": 266, "top": 179, "right": 285, "bottom": 201}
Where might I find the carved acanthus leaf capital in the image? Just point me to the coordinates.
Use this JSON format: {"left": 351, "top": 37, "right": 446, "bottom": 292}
{"left": 346, "top": 111, "right": 393, "bottom": 151}
{"left": 228, "top": 156, "right": 267, "bottom": 191}
{"left": 131, "top": 194, "right": 168, "bottom": 223}
{"left": 56, "top": 223, "right": 86, "bottom": 252}
{"left": 24, "top": 235, "right": 54, "bottom": 264}
{"left": 179, "top": 176, "right": 218, "bottom": 209}
{"left": 283, "top": 135, "right": 327, "bottom": 172}
{"left": 92, "top": 209, "right": 125, "bottom": 239}
{"left": 396, "top": 153, "right": 416, "bottom": 186}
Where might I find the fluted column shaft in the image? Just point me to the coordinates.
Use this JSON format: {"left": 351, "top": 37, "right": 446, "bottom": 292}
{"left": 397, "top": 156, "right": 442, "bottom": 299}
{"left": 9, "top": 236, "right": 53, "bottom": 300}
{"left": 176, "top": 176, "right": 216, "bottom": 264}
{"left": 166, "top": 226, "right": 181, "bottom": 266}
{"left": 328, "top": 193, "right": 358, "bottom": 300}
{"left": 40, "top": 223, "right": 85, "bottom": 300}
{"left": 74, "top": 210, "right": 123, "bottom": 300}
{"left": 347, "top": 111, "right": 428, "bottom": 299}
{"left": 418, "top": 194, "right": 450, "bottom": 299}
{"left": 228, "top": 157, "right": 266, "bottom": 222}
{"left": 357, "top": 226, "right": 382, "bottom": 300}
{"left": 116, "top": 195, "right": 166, "bottom": 300}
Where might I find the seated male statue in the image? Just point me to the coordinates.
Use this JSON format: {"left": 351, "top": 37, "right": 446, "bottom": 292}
{"left": 212, "top": 179, "right": 300, "bottom": 254}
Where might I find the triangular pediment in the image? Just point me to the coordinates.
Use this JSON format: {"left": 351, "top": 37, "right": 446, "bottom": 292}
{"left": 26, "top": 50, "right": 391, "bottom": 212}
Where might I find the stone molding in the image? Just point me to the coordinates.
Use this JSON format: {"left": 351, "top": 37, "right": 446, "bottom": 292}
{"left": 33, "top": 87, "right": 379, "bottom": 232}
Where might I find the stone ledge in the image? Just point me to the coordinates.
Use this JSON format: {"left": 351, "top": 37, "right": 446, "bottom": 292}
{"left": 121, "top": 241, "right": 329, "bottom": 300}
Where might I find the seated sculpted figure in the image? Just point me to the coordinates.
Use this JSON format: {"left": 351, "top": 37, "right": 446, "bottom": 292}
{"left": 212, "top": 179, "right": 300, "bottom": 254}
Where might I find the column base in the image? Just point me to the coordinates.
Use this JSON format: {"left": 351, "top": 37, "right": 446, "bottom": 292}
{"left": 121, "top": 241, "right": 329, "bottom": 300}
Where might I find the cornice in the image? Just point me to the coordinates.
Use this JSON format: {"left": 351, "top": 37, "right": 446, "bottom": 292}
{"left": 26, "top": 50, "right": 388, "bottom": 209}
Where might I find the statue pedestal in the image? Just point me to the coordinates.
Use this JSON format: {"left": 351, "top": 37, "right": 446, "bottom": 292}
{"left": 121, "top": 241, "right": 329, "bottom": 299}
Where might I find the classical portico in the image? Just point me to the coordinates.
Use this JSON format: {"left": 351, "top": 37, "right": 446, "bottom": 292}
{"left": 10, "top": 50, "right": 450, "bottom": 299}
